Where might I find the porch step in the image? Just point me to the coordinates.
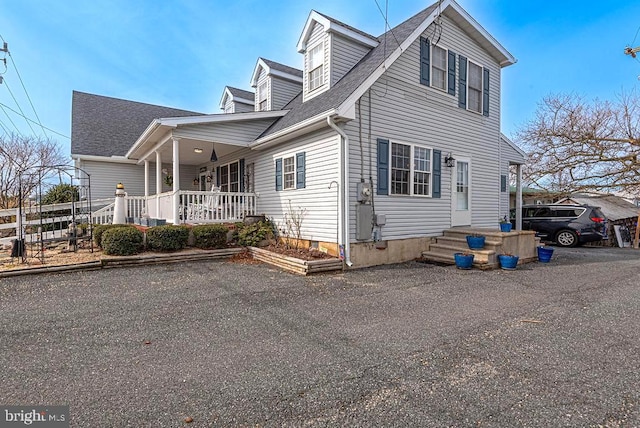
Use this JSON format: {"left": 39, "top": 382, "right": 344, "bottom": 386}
{"left": 422, "top": 242, "right": 497, "bottom": 266}
{"left": 420, "top": 250, "right": 498, "bottom": 270}
{"left": 434, "top": 235, "right": 502, "bottom": 252}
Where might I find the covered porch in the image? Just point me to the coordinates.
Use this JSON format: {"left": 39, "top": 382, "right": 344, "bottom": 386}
{"left": 120, "top": 112, "right": 286, "bottom": 224}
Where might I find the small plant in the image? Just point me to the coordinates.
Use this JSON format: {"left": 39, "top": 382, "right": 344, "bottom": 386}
{"left": 236, "top": 219, "right": 276, "bottom": 247}
{"left": 93, "top": 224, "right": 136, "bottom": 248}
{"left": 146, "top": 225, "right": 190, "bottom": 252}
{"left": 280, "top": 201, "right": 306, "bottom": 250}
{"left": 499, "top": 215, "right": 510, "bottom": 224}
{"left": 101, "top": 226, "right": 144, "bottom": 256}
{"left": 192, "top": 224, "right": 229, "bottom": 249}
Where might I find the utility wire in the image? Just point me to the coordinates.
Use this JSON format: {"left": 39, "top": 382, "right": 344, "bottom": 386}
{"left": 0, "top": 34, "right": 49, "bottom": 138}
{"left": 2, "top": 78, "right": 37, "bottom": 135}
{"left": 0, "top": 103, "right": 23, "bottom": 136}
{"left": 6, "top": 51, "right": 48, "bottom": 138}
{"left": 0, "top": 101, "right": 69, "bottom": 139}
{"left": 373, "top": 0, "right": 401, "bottom": 47}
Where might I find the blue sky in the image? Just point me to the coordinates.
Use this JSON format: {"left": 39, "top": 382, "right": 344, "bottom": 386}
{"left": 1, "top": 0, "right": 640, "bottom": 159}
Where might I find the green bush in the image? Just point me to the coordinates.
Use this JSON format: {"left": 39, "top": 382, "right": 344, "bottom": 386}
{"left": 192, "top": 224, "right": 229, "bottom": 249}
{"left": 146, "top": 225, "right": 190, "bottom": 252}
{"left": 101, "top": 227, "right": 144, "bottom": 256}
{"left": 93, "top": 224, "right": 135, "bottom": 248}
{"left": 236, "top": 220, "right": 275, "bottom": 247}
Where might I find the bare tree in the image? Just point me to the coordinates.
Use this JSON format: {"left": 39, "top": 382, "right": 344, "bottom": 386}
{"left": 517, "top": 91, "right": 640, "bottom": 196}
{"left": 0, "top": 134, "right": 67, "bottom": 209}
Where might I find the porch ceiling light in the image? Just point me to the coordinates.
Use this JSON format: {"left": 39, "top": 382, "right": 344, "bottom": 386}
{"left": 194, "top": 148, "right": 203, "bottom": 154}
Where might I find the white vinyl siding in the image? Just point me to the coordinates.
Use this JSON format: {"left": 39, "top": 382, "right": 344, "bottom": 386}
{"left": 249, "top": 130, "right": 340, "bottom": 242}
{"left": 330, "top": 33, "right": 373, "bottom": 86}
{"left": 431, "top": 44, "right": 447, "bottom": 91}
{"left": 173, "top": 118, "right": 277, "bottom": 146}
{"left": 270, "top": 77, "right": 302, "bottom": 110}
{"left": 344, "top": 13, "right": 502, "bottom": 240}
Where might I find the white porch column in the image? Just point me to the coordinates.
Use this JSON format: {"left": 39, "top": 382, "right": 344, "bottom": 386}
{"left": 144, "top": 160, "right": 149, "bottom": 198}
{"left": 155, "top": 151, "right": 162, "bottom": 216}
{"left": 172, "top": 137, "right": 181, "bottom": 224}
{"left": 516, "top": 164, "right": 523, "bottom": 231}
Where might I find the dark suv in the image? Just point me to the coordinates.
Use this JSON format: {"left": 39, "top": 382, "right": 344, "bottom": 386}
{"left": 511, "top": 204, "right": 606, "bottom": 247}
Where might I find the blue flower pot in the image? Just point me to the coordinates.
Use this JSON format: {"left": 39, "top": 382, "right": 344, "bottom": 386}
{"left": 454, "top": 252, "right": 474, "bottom": 269}
{"left": 537, "top": 246, "right": 554, "bottom": 263}
{"left": 499, "top": 222, "right": 512, "bottom": 232}
{"left": 466, "top": 235, "right": 486, "bottom": 250}
{"left": 498, "top": 254, "right": 519, "bottom": 270}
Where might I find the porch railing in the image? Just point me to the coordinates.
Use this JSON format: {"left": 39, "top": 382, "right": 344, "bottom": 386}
{"left": 180, "top": 191, "right": 256, "bottom": 223}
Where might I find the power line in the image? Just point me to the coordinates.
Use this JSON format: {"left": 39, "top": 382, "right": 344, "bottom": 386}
{"left": 6, "top": 51, "right": 48, "bottom": 138}
{"left": 0, "top": 103, "right": 23, "bottom": 136}
{"left": 0, "top": 101, "right": 69, "bottom": 139}
{"left": 373, "top": 0, "right": 401, "bottom": 47}
{"left": 2, "top": 77, "right": 37, "bottom": 135}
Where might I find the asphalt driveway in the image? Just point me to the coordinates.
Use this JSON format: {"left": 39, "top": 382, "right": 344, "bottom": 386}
{"left": 2, "top": 246, "right": 640, "bottom": 427}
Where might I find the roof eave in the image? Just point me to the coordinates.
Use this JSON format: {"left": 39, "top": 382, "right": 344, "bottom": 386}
{"left": 251, "top": 109, "right": 338, "bottom": 150}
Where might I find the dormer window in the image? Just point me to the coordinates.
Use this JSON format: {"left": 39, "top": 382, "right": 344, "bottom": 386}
{"left": 258, "top": 81, "right": 268, "bottom": 111}
{"left": 308, "top": 43, "right": 324, "bottom": 92}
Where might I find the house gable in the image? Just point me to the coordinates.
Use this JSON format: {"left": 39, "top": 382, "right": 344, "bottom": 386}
{"left": 219, "top": 86, "right": 254, "bottom": 114}
{"left": 250, "top": 58, "right": 303, "bottom": 111}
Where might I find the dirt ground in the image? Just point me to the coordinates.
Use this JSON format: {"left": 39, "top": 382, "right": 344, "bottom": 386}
{"left": 0, "top": 240, "right": 103, "bottom": 272}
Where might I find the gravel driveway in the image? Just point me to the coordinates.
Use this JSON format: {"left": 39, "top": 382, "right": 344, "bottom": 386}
{"left": 2, "top": 246, "right": 640, "bottom": 427}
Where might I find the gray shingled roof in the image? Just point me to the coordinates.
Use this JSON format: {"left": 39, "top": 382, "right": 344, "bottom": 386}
{"left": 260, "top": 58, "right": 303, "bottom": 78}
{"left": 227, "top": 86, "right": 255, "bottom": 102}
{"left": 71, "top": 91, "right": 202, "bottom": 157}
{"left": 260, "top": 4, "right": 437, "bottom": 138}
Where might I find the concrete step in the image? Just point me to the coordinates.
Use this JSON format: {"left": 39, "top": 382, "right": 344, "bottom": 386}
{"left": 434, "top": 235, "right": 502, "bottom": 252}
{"left": 420, "top": 250, "right": 498, "bottom": 270}
{"left": 425, "top": 243, "right": 496, "bottom": 264}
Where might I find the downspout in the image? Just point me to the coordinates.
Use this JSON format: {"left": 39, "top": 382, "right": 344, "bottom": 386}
{"left": 327, "top": 116, "right": 353, "bottom": 267}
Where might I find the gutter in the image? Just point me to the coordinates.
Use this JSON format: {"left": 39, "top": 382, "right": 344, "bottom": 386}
{"left": 327, "top": 116, "right": 353, "bottom": 267}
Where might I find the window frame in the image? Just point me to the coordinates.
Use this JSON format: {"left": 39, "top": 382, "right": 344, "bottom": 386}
{"left": 431, "top": 44, "right": 447, "bottom": 92}
{"left": 218, "top": 160, "right": 240, "bottom": 192}
{"left": 466, "top": 59, "right": 483, "bottom": 114}
{"left": 257, "top": 81, "right": 268, "bottom": 111}
{"left": 389, "top": 141, "right": 433, "bottom": 197}
{"left": 283, "top": 156, "right": 296, "bottom": 190}
{"left": 307, "top": 42, "right": 324, "bottom": 92}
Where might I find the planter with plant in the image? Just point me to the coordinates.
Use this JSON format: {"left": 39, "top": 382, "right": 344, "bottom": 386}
{"left": 454, "top": 252, "right": 474, "bottom": 270}
{"left": 498, "top": 253, "right": 519, "bottom": 270}
{"left": 499, "top": 215, "right": 512, "bottom": 232}
{"left": 466, "top": 233, "right": 486, "bottom": 250}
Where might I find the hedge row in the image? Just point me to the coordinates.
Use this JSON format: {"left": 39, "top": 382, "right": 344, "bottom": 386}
{"left": 93, "top": 223, "right": 232, "bottom": 256}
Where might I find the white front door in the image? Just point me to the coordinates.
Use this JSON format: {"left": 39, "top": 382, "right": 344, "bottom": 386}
{"left": 451, "top": 157, "right": 471, "bottom": 226}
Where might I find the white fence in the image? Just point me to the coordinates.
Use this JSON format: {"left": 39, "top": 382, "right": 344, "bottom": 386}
{"left": 0, "top": 191, "right": 258, "bottom": 245}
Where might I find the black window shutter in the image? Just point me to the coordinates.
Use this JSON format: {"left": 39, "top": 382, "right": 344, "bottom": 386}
{"left": 501, "top": 174, "right": 507, "bottom": 192}
{"left": 447, "top": 50, "right": 456, "bottom": 96}
{"left": 216, "top": 166, "right": 221, "bottom": 187}
{"left": 296, "top": 152, "right": 306, "bottom": 189}
{"left": 275, "top": 158, "right": 282, "bottom": 191}
{"left": 482, "top": 68, "right": 490, "bottom": 117}
{"left": 458, "top": 55, "right": 467, "bottom": 109}
{"left": 239, "top": 159, "right": 245, "bottom": 192}
{"left": 420, "top": 37, "right": 430, "bottom": 86}
{"left": 432, "top": 150, "right": 441, "bottom": 198}
{"left": 377, "top": 138, "right": 389, "bottom": 195}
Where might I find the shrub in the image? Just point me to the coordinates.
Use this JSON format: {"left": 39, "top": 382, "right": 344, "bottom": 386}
{"left": 146, "top": 225, "right": 190, "bottom": 252}
{"left": 101, "top": 227, "right": 144, "bottom": 256}
{"left": 192, "top": 224, "right": 229, "bottom": 249}
{"left": 93, "top": 224, "right": 135, "bottom": 248}
{"left": 236, "top": 220, "right": 276, "bottom": 247}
